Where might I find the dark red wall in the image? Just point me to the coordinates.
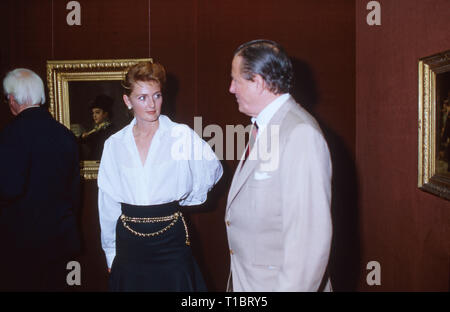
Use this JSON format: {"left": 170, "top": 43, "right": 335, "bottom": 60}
{"left": 356, "top": 0, "right": 450, "bottom": 291}
{"left": 151, "top": 0, "right": 356, "bottom": 291}
{"left": 1, "top": 0, "right": 355, "bottom": 291}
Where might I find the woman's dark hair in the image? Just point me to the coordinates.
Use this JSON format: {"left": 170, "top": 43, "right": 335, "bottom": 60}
{"left": 234, "top": 39, "right": 293, "bottom": 94}
{"left": 122, "top": 61, "right": 166, "bottom": 96}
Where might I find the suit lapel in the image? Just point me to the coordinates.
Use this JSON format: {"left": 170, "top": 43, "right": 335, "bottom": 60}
{"left": 226, "top": 150, "right": 245, "bottom": 207}
{"left": 227, "top": 145, "right": 259, "bottom": 208}
{"left": 226, "top": 97, "right": 296, "bottom": 211}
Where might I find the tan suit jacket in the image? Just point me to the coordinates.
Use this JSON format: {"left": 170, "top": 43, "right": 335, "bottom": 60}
{"left": 225, "top": 96, "right": 332, "bottom": 291}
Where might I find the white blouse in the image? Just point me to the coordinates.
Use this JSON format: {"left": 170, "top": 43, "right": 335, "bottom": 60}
{"left": 97, "top": 115, "right": 223, "bottom": 268}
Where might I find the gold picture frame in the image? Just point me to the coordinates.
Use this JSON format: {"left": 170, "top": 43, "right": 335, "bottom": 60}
{"left": 418, "top": 50, "right": 450, "bottom": 200}
{"left": 47, "top": 58, "right": 152, "bottom": 179}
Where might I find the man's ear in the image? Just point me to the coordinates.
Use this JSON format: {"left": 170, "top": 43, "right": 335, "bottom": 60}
{"left": 8, "top": 94, "right": 20, "bottom": 116}
{"left": 253, "top": 74, "right": 266, "bottom": 94}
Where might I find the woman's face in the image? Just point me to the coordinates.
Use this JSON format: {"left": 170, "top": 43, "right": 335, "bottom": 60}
{"left": 123, "top": 80, "right": 162, "bottom": 123}
{"left": 92, "top": 108, "right": 109, "bottom": 125}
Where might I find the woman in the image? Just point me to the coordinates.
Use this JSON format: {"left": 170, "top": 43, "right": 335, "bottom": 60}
{"left": 80, "top": 94, "right": 116, "bottom": 159}
{"left": 97, "top": 61, "right": 223, "bottom": 291}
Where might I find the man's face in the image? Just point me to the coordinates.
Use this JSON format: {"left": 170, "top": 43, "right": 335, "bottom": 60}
{"left": 92, "top": 108, "right": 109, "bottom": 125}
{"left": 229, "top": 55, "right": 260, "bottom": 117}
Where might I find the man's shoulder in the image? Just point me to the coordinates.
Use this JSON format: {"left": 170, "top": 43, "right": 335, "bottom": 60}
{"left": 281, "top": 101, "right": 322, "bottom": 135}
{"left": 0, "top": 109, "right": 77, "bottom": 152}
{"left": 0, "top": 109, "right": 48, "bottom": 139}
{"left": 26, "top": 108, "right": 78, "bottom": 144}
{"left": 42, "top": 112, "right": 77, "bottom": 140}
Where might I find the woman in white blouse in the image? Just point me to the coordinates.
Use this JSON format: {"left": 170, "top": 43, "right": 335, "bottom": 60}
{"left": 97, "top": 61, "right": 223, "bottom": 291}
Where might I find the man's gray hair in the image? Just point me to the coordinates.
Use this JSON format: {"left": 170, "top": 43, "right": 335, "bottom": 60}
{"left": 3, "top": 68, "right": 46, "bottom": 106}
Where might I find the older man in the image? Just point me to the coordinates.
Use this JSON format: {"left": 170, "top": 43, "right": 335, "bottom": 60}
{"left": 225, "top": 40, "right": 333, "bottom": 291}
{"left": 0, "top": 68, "right": 81, "bottom": 291}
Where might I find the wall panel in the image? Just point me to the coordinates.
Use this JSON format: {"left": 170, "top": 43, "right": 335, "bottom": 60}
{"left": 356, "top": 0, "right": 450, "bottom": 291}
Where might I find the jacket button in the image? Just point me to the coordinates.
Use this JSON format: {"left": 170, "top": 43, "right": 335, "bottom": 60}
{"left": 230, "top": 249, "right": 234, "bottom": 255}
{"left": 226, "top": 221, "right": 230, "bottom": 226}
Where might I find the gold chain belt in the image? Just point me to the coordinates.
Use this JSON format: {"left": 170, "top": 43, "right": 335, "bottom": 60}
{"left": 120, "top": 211, "right": 190, "bottom": 246}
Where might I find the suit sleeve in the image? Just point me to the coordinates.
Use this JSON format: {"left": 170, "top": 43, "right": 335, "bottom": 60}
{"left": 277, "top": 124, "right": 332, "bottom": 291}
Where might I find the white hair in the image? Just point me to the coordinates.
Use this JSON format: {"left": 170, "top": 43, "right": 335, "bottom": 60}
{"left": 3, "top": 68, "right": 46, "bottom": 106}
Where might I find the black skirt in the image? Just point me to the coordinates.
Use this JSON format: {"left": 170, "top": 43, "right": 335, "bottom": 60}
{"left": 109, "top": 202, "right": 207, "bottom": 292}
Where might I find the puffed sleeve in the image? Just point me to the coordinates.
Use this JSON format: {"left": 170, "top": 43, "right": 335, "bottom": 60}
{"left": 179, "top": 128, "right": 223, "bottom": 206}
{"left": 97, "top": 138, "right": 122, "bottom": 268}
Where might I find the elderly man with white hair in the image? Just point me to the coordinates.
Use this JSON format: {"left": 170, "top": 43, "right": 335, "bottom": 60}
{"left": 0, "top": 68, "right": 81, "bottom": 291}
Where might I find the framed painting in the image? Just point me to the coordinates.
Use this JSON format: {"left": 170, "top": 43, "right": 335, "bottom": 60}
{"left": 47, "top": 58, "right": 152, "bottom": 179}
{"left": 418, "top": 50, "right": 450, "bottom": 200}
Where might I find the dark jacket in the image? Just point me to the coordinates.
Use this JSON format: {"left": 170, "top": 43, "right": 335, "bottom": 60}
{"left": 0, "top": 107, "right": 81, "bottom": 266}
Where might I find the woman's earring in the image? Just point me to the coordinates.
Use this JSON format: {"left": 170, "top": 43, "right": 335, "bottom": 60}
{"left": 128, "top": 106, "right": 132, "bottom": 110}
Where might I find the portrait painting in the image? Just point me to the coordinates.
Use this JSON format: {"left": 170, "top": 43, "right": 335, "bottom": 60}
{"left": 435, "top": 71, "right": 450, "bottom": 176}
{"left": 418, "top": 50, "right": 450, "bottom": 200}
{"left": 47, "top": 58, "right": 152, "bottom": 179}
{"left": 69, "top": 80, "right": 131, "bottom": 160}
